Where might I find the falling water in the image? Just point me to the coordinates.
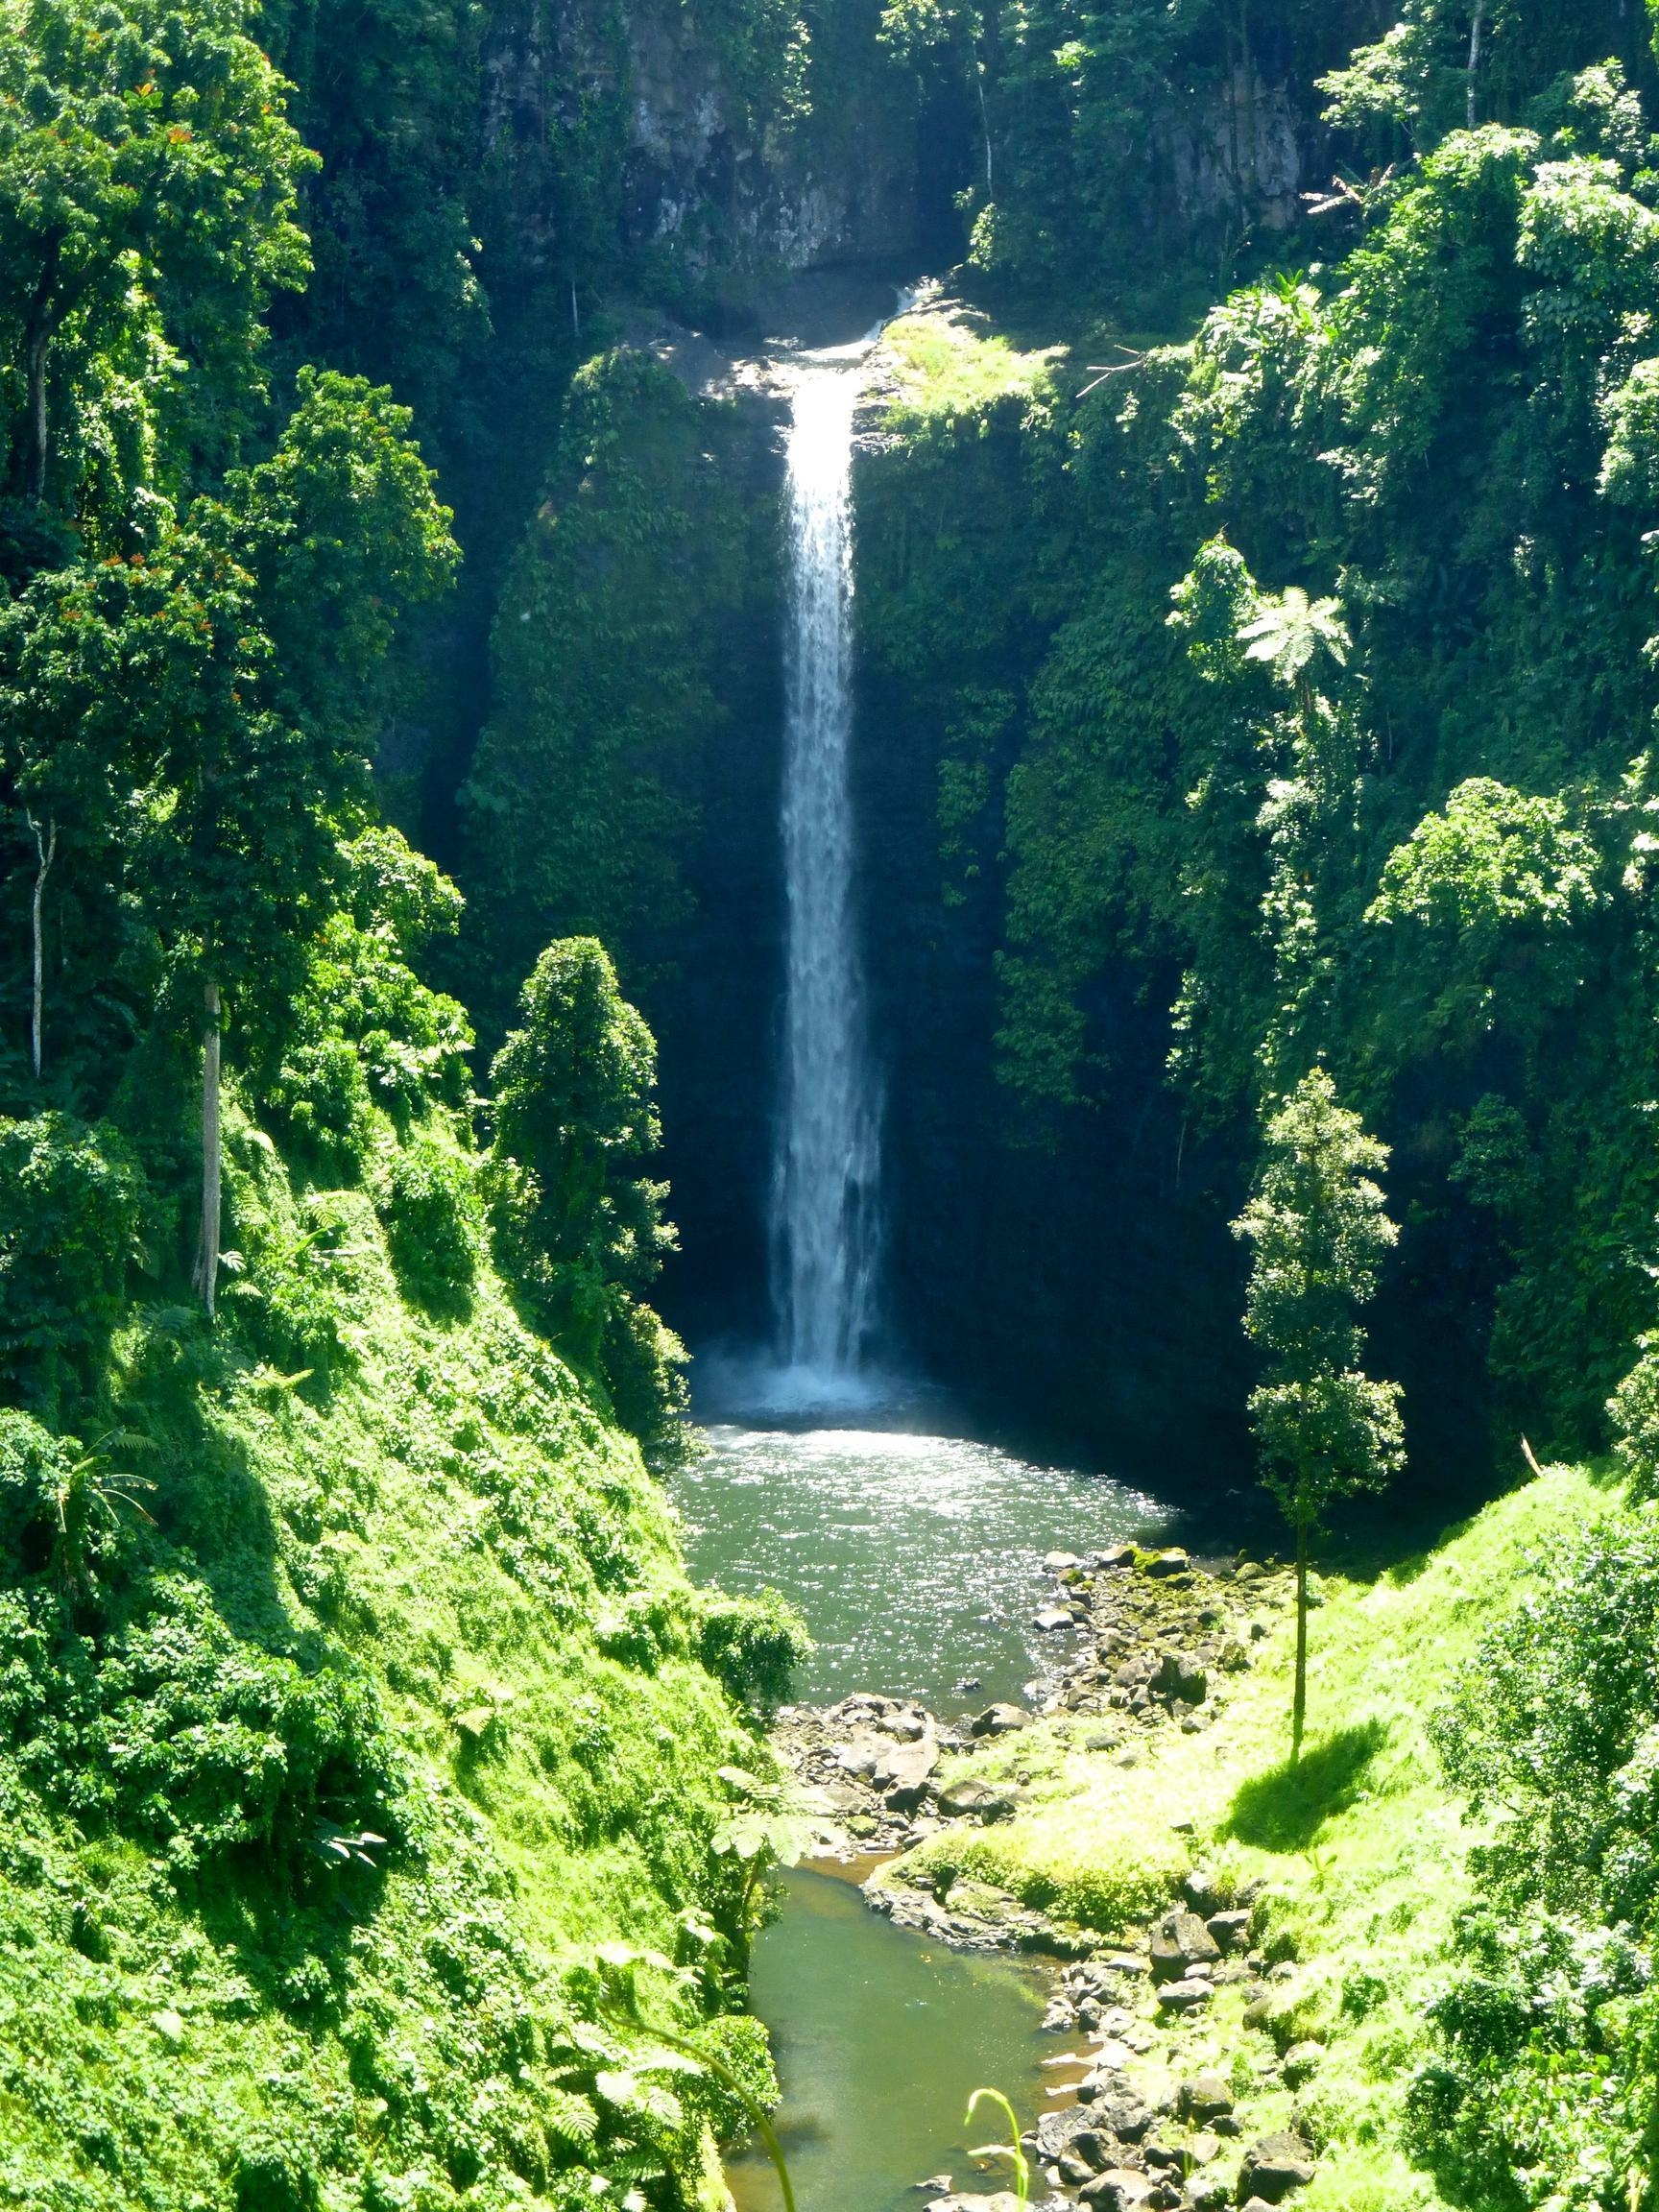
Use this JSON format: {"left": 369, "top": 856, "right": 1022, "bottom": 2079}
{"left": 771, "top": 351, "right": 881, "bottom": 1385}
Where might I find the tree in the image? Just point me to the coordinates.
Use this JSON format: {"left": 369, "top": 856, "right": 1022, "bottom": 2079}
{"left": 0, "top": 0, "right": 311, "bottom": 524}
{"left": 1233, "top": 1068, "right": 1405, "bottom": 1755}
{"left": 488, "top": 938, "right": 685, "bottom": 1453}
{"left": 0, "top": 559, "right": 145, "bottom": 1077}
{"left": 130, "top": 373, "right": 455, "bottom": 1310}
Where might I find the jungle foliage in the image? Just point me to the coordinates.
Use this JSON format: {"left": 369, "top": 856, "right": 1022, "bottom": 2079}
{"left": 0, "top": 3, "right": 804, "bottom": 2205}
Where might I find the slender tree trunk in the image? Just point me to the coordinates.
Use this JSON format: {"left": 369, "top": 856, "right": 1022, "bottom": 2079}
{"left": 24, "top": 328, "right": 50, "bottom": 504}
{"left": 1292, "top": 1516, "right": 1310, "bottom": 1761}
{"left": 19, "top": 241, "right": 63, "bottom": 505}
{"left": 1466, "top": 0, "right": 1485, "bottom": 128}
{"left": 192, "top": 982, "right": 223, "bottom": 1318}
{"left": 25, "top": 811, "right": 56, "bottom": 1080}
{"left": 974, "top": 60, "right": 993, "bottom": 197}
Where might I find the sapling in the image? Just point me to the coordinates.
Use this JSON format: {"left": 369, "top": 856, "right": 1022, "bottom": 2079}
{"left": 1233, "top": 1068, "right": 1404, "bottom": 1756}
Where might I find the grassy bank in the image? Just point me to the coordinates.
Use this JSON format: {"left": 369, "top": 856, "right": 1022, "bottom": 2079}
{"left": 0, "top": 1098, "right": 775, "bottom": 2212}
{"left": 879, "top": 1464, "right": 1622, "bottom": 2209}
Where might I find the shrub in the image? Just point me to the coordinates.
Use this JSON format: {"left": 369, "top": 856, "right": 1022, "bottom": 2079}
{"left": 378, "top": 1133, "right": 482, "bottom": 1316}
{"left": 1411, "top": 1509, "right": 1659, "bottom": 2209}
{"left": 697, "top": 1589, "right": 810, "bottom": 1715}
{"left": 0, "top": 1572, "right": 403, "bottom": 1874}
{"left": 0, "top": 1114, "right": 144, "bottom": 1408}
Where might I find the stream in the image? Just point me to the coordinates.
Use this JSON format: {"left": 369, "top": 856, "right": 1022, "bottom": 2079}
{"left": 670, "top": 1413, "right": 1173, "bottom": 2210}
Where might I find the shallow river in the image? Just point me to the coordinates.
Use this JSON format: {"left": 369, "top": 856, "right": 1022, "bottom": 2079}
{"left": 670, "top": 1412, "right": 1172, "bottom": 2211}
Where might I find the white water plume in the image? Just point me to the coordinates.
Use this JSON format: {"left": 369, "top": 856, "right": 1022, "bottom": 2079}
{"left": 770, "top": 343, "right": 883, "bottom": 1385}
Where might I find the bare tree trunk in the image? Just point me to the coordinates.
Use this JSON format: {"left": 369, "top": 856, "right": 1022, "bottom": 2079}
{"left": 20, "top": 244, "right": 62, "bottom": 506}
{"left": 192, "top": 982, "right": 223, "bottom": 1318}
{"left": 1292, "top": 1517, "right": 1309, "bottom": 1760}
{"left": 25, "top": 811, "right": 56, "bottom": 1080}
{"left": 975, "top": 62, "right": 993, "bottom": 196}
{"left": 1466, "top": 0, "right": 1485, "bottom": 128}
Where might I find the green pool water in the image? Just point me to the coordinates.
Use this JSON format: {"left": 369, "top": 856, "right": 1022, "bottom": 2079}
{"left": 725, "top": 1866, "right": 1053, "bottom": 2212}
{"left": 672, "top": 1415, "right": 1172, "bottom": 2210}
{"left": 674, "top": 1421, "right": 1168, "bottom": 1716}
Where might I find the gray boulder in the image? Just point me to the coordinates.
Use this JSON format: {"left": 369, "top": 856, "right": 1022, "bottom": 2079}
{"left": 1177, "top": 2073, "right": 1235, "bottom": 2122}
{"left": 1238, "top": 2132, "right": 1316, "bottom": 2203}
{"left": 1150, "top": 1909, "right": 1221, "bottom": 1982}
{"left": 1207, "top": 1908, "right": 1253, "bottom": 1952}
{"left": 1080, "top": 2172, "right": 1157, "bottom": 2211}
{"left": 1143, "top": 1548, "right": 1191, "bottom": 1578}
{"left": 972, "top": 1702, "right": 1030, "bottom": 1736}
{"left": 1281, "top": 2041, "right": 1323, "bottom": 2087}
{"left": 1153, "top": 1650, "right": 1208, "bottom": 1703}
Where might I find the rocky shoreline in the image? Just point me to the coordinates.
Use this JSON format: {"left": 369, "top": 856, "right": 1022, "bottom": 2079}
{"left": 769, "top": 1544, "right": 1322, "bottom": 2212}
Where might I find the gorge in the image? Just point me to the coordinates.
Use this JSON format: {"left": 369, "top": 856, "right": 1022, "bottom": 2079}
{"left": 12, "top": 0, "right": 1659, "bottom": 2206}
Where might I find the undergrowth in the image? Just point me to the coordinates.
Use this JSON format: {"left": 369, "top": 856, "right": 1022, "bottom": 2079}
{"left": 0, "top": 1092, "right": 793, "bottom": 2212}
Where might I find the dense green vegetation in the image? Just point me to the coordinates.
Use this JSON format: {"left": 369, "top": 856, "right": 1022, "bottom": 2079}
{"left": 0, "top": 4, "right": 818, "bottom": 2204}
{"left": 20, "top": 0, "right": 1659, "bottom": 2202}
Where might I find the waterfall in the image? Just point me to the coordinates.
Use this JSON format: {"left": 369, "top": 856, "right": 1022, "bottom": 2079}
{"left": 771, "top": 353, "right": 881, "bottom": 1384}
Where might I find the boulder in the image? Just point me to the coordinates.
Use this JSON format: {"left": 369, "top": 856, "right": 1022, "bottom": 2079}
{"left": 1238, "top": 2132, "right": 1316, "bottom": 2203}
{"left": 1281, "top": 2041, "right": 1323, "bottom": 2087}
{"left": 1094, "top": 1544, "right": 1137, "bottom": 1571}
{"left": 1088, "top": 2089, "right": 1152, "bottom": 2141}
{"left": 1036, "top": 2105, "right": 1094, "bottom": 2161}
{"left": 1176, "top": 2073, "right": 1235, "bottom": 2123}
{"left": 1045, "top": 1551, "right": 1085, "bottom": 1571}
{"left": 1035, "top": 1606, "right": 1077, "bottom": 1632}
{"left": 878, "top": 1710, "right": 927, "bottom": 1742}
{"left": 1150, "top": 1910, "right": 1221, "bottom": 1982}
{"left": 1182, "top": 1867, "right": 1220, "bottom": 1914}
{"left": 1153, "top": 1651, "right": 1209, "bottom": 1703}
{"left": 1206, "top": 1909, "right": 1253, "bottom": 1952}
{"left": 972, "top": 1702, "right": 1030, "bottom": 1737}
{"left": 1143, "top": 1548, "right": 1191, "bottom": 1578}
{"left": 874, "top": 1731, "right": 939, "bottom": 1797}
{"left": 1156, "top": 1976, "right": 1214, "bottom": 2013}
{"left": 937, "top": 1776, "right": 1017, "bottom": 1819}
{"left": 1080, "top": 2171, "right": 1158, "bottom": 2211}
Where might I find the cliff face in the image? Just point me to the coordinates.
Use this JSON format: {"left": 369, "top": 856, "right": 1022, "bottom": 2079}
{"left": 476, "top": 0, "right": 930, "bottom": 298}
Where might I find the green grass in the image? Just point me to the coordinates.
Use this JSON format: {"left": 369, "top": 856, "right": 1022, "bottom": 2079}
{"left": 877, "top": 310, "right": 1061, "bottom": 426}
{"left": 879, "top": 1464, "right": 1623, "bottom": 2208}
{"left": 0, "top": 1097, "right": 768, "bottom": 2211}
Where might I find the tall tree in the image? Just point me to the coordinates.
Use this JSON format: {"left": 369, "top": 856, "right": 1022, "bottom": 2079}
{"left": 0, "top": 0, "right": 311, "bottom": 529}
{"left": 1233, "top": 1068, "right": 1405, "bottom": 1755}
{"left": 488, "top": 937, "right": 685, "bottom": 1451}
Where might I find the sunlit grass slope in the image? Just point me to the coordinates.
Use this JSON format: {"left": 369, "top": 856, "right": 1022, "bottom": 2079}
{"left": 0, "top": 1100, "right": 765, "bottom": 2212}
{"left": 887, "top": 1466, "right": 1621, "bottom": 2210}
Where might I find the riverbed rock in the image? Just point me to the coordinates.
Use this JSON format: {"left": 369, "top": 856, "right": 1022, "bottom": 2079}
{"left": 1238, "top": 2132, "right": 1316, "bottom": 2202}
{"left": 831, "top": 1731, "right": 885, "bottom": 1775}
{"left": 937, "top": 1776, "right": 1018, "bottom": 1819}
{"left": 877, "top": 1709, "right": 928, "bottom": 1741}
{"left": 1152, "top": 1650, "right": 1208, "bottom": 1703}
{"left": 1081, "top": 2085, "right": 1152, "bottom": 2139}
{"left": 1045, "top": 1551, "right": 1086, "bottom": 1571}
{"left": 1150, "top": 1910, "right": 1221, "bottom": 1982}
{"left": 1281, "top": 2041, "right": 1323, "bottom": 2087}
{"left": 1037, "top": 2104, "right": 1103, "bottom": 2160}
{"left": 1176, "top": 2073, "right": 1235, "bottom": 2122}
{"left": 1156, "top": 1975, "right": 1214, "bottom": 2012}
{"left": 1080, "top": 2171, "right": 1158, "bottom": 2211}
{"left": 1035, "top": 1605, "right": 1078, "bottom": 1632}
{"left": 1206, "top": 1909, "right": 1252, "bottom": 1952}
{"left": 1094, "top": 1544, "right": 1137, "bottom": 1570}
{"left": 874, "top": 1728, "right": 939, "bottom": 1812}
{"left": 1143, "top": 1548, "right": 1191, "bottom": 1579}
{"left": 972, "top": 1702, "right": 1030, "bottom": 1736}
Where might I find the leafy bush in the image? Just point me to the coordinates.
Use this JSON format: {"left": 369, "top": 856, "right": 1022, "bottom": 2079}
{"left": 0, "top": 1573, "right": 402, "bottom": 1876}
{"left": 697, "top": 1588, "right": 810, "bottom": 1715}
{"left": 0, "top": 1114, "right": 144, "bottom": 1408}
{"left": 1410, "top": 1509, "right": 1659, "bottom": 2209}
{"left": 377, "top": 1132, "right": 482, "bottom": 1316}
